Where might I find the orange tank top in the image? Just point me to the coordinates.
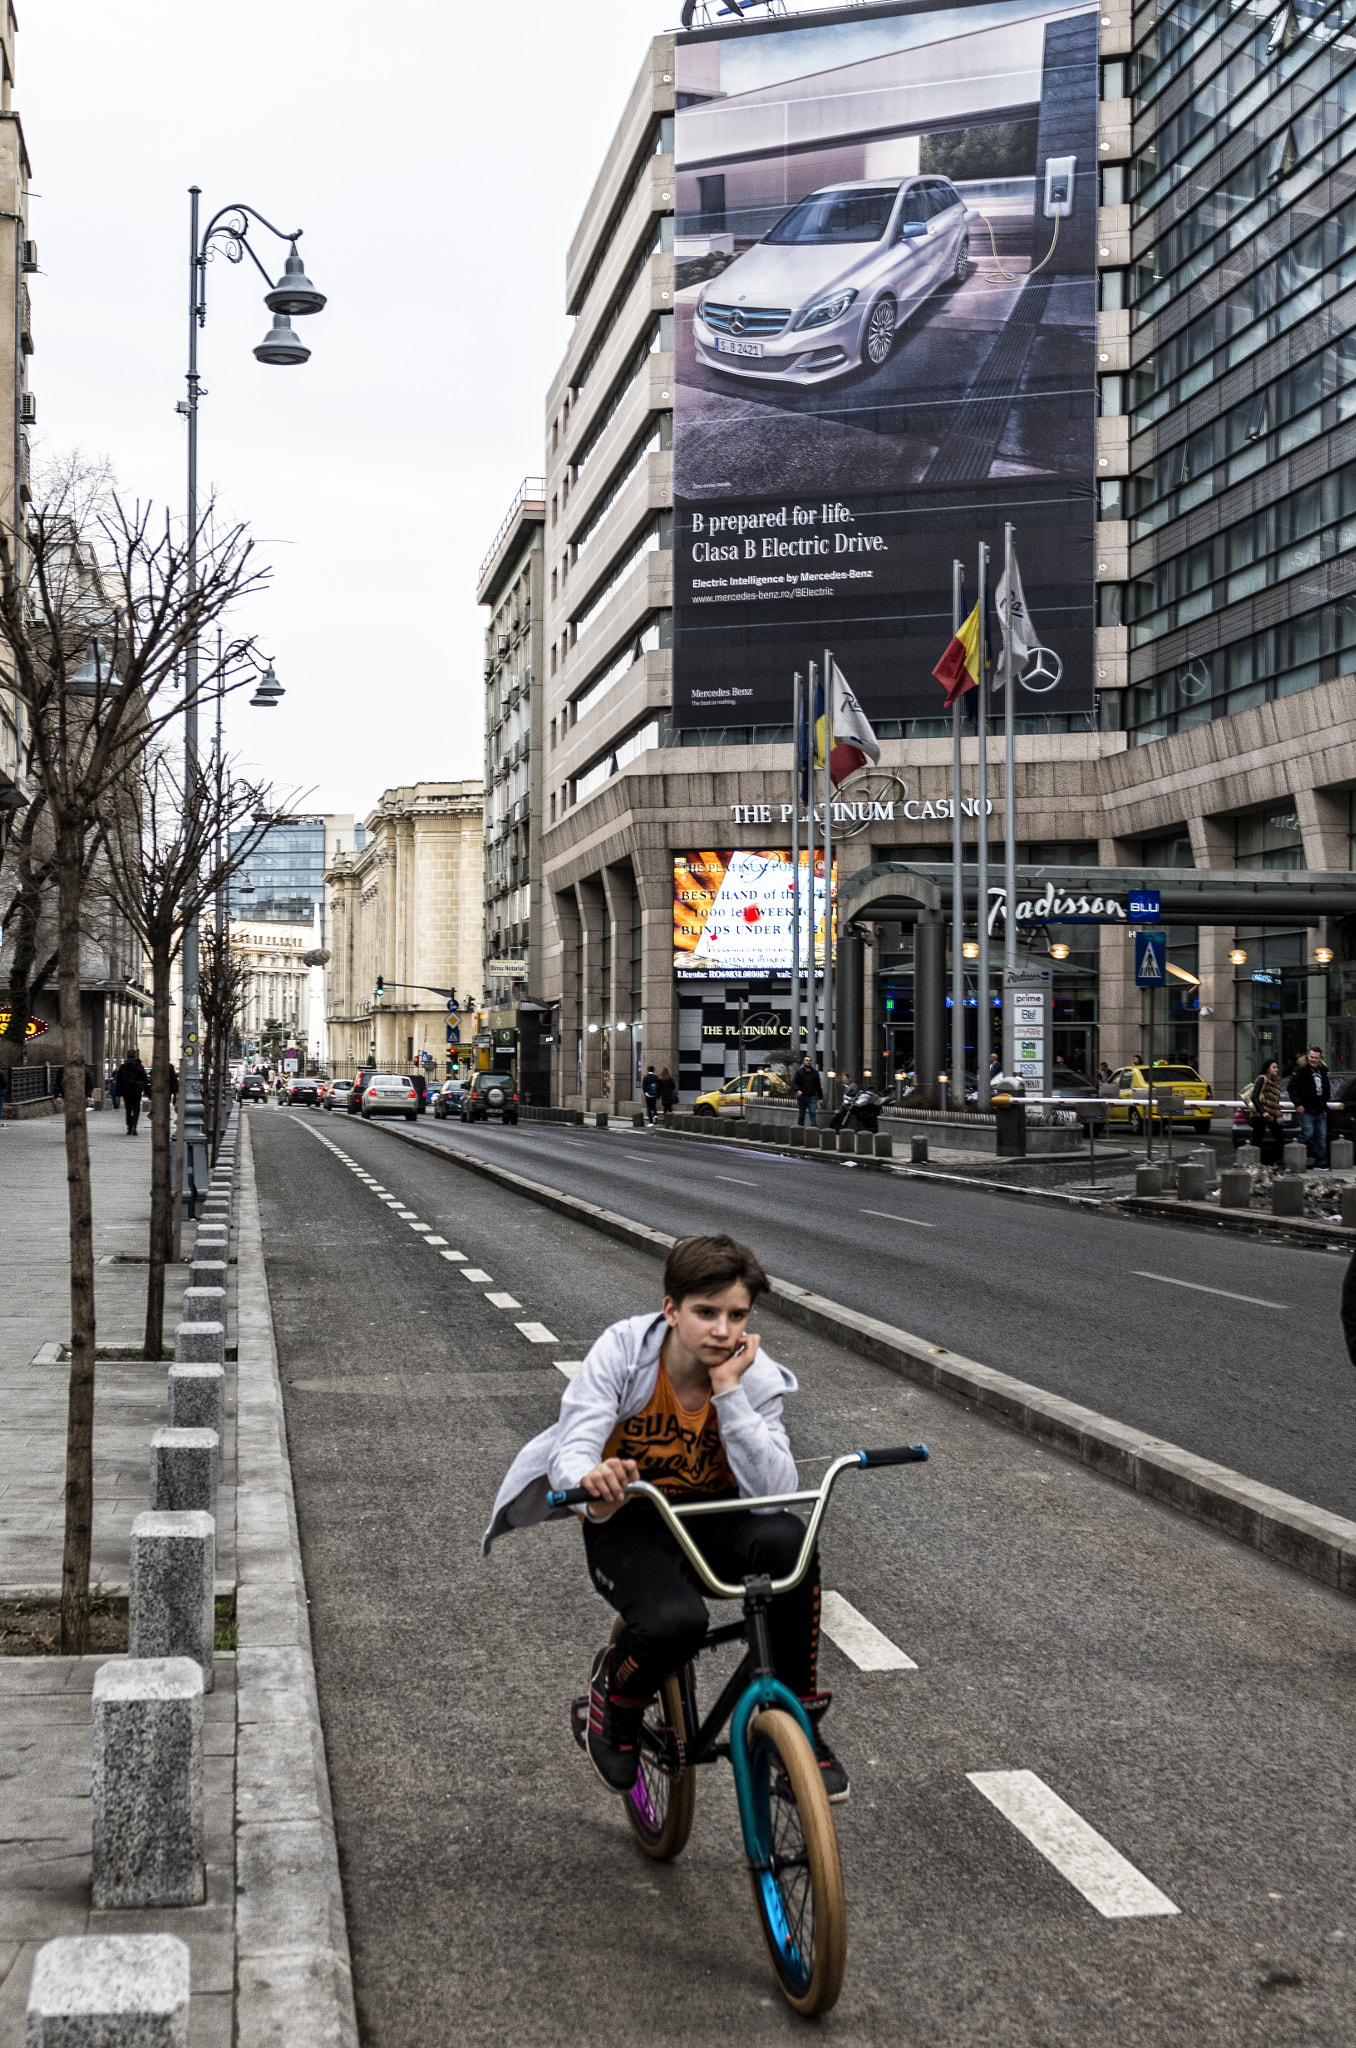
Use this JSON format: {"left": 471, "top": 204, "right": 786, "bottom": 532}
{"left": 603, "top": 1363, "right": 737, "bottom": 1500}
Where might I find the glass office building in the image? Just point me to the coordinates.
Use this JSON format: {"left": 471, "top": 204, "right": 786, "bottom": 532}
{"left": 228, "top": 815, "right": 364, "bottom": 937}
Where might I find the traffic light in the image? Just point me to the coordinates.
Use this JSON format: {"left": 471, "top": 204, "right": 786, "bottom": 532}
{"left": 374, "top": 975, "right": 384, "bottom": 1003}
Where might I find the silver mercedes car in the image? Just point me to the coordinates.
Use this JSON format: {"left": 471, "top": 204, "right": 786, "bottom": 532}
{"left": 693, "top": 177, "right": 970, "bottom": 386}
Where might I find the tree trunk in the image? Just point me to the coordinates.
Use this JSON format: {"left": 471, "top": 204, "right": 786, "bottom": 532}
{"left": 144, "top": 935, "right": 173, "bottom": 1359}
{"left": 56, "top": 819, "right": 95, "bottom": 1657}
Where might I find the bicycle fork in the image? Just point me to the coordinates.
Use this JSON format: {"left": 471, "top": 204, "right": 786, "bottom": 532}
{"left": 726, "top": 1578, "right": 817, "bottom": 1875}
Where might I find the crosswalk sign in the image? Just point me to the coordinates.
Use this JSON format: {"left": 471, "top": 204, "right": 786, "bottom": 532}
{"left": 1135, "top": 931, "right": 1167, "bottom": 986}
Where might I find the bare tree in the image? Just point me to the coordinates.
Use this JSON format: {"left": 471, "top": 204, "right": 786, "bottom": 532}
{"left": 0, "top": 456, "right": 269, "bottom": 1652}
{"left": 201, "top": 913, "right": 251, "bottom": 1161}
{"left": 100, "top": 740, "right": 275, "bottom": 1358}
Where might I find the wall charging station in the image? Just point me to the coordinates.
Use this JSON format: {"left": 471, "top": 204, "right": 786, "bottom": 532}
{"left": 1044, "top": 155, "right": 1077, "bottom": 217}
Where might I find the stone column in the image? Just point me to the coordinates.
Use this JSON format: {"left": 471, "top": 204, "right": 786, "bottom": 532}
{"left": 1098, "top": 835, "right": 1140, "bottom": 1068}
{"left": 576, "top": 878, "right": 607, "bottom": 1111}
{"left": 129, "top": 1511, "right": 215, "bottom": 1685}
{"left": 25, "top": 1935, "right": 191, "bottom": 2046}
{"left": 1189, "top": 813, "right": 1238, "bottom": 1098}
{"left": 601, "top": 864, "right": 635, "bottom": 1112}
{"left": 91, "top": 1660, "right": 204, "bottom": 1909}
{"left": 637, "top": 856, "right": 678, "bottom": 1100}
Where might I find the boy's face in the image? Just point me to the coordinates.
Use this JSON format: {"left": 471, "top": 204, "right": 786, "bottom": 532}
{"left": 662, "top": 1280, "right": 754, "bottom": 1372}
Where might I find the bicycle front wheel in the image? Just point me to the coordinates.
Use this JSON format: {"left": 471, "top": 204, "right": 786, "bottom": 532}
{"left": 747, "top": 1708, "right": 846, "bottom": 2015}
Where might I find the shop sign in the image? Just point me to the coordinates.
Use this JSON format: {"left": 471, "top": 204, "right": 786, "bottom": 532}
{"left": 987, "top": 885, "right": 1128, "bottom": 932}
{"left": 729, "top": 790, "right": 993, "bottom": 828}
{"left": 492, "top": 1028, "right": 518, "bottom": 1048}
{"left": 486, "top": 958, "right": 527, "bottom": 976}
{"left": 0, "top": 1011, "right": 48, "bottom": 1038}
{"left": 701, "top": 1012, "right": 789, "bottom": 1040}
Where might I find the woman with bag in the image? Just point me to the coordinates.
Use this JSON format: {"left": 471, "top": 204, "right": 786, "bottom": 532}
{"left": 1249, "top": 1057, "right": 1284, "bottom": 1164}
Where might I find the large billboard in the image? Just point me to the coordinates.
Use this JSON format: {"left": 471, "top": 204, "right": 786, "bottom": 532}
{"left": 672, "top": 0, "right": 1098, "bottom": 729}
{"left": 675, "top": 849, "right": 835, "bottom": 978}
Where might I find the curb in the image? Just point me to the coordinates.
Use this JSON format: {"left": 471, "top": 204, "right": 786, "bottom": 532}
{"left": 380, "top": 1122, "right": 1356, "bottom": 1602}
{"left": 1119, "top": 1191, "right": 1356, "bottom": 1250}
{"left": 235, "top": 1118, "right": 359, "bottom": 2048}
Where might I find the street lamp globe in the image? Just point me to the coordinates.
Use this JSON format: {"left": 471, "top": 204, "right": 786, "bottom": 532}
{"left": 253, "top": 314, "right": 310, "bottom": 366}
{"left": 265, "top": 245, "right": 326, "bottom": 317}
{"left": 1229, "top": 946, "right": 1247, "bottom": 965}
{"left": 249, "top": 663, "right": 285, "bottom": 708}
{"left": 66, "top": 640, "right": 111, "bottom": 698}
{"left": 961, "top": 939, "right": 979, "bottom": 960}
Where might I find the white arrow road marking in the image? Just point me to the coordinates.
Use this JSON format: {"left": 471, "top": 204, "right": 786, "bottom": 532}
{"left": 486, "top": 1292, "right": 523, "bottom": 1310}
{"left": 820, "top": 1592, "right": 917, "bottom": 1671}
{"left": 516, "top": 1322, "right": 559, "bottom": 1343}
{"left": 555, "top": 1361, "right": 584, "bottom": 1379}
{"left": 966, "top": 1770, "right": 1180, "bottom": 1919}
{"left": 1131, "top": 1271, "right": 1288, "bottom": 1310}
{"left": 462, "top": 1269, "right": 492, "bottom": 1283}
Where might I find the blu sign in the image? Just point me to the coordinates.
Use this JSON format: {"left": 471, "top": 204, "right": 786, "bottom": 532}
{"left": 1128, "top": 889, "right": 1161, "bottom": 921}
{"left": 1134, "top": 932, "right": 1167, "bottom": 986}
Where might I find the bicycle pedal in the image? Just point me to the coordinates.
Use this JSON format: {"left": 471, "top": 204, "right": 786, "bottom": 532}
{"left": 569, "top": 1695, "right": 590, "bottom": 1753}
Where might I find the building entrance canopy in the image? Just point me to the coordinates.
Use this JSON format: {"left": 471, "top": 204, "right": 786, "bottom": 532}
{"left": 840, "top": 864, "right": 1356, "bottom": 929}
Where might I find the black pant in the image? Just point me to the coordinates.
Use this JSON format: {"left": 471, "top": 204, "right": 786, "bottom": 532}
{"left": 644, "top": 1097, "right": 658, "bottom": 1122}
{"left": 583, "top": 1499, "right": 819, "bottom": 1701}
{"left": 124, "top": 1091, "right": 143, "bottom": 1133}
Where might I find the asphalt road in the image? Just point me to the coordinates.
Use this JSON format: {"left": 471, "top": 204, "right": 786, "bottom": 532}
{"left": 336, "top": 1107, "right": 1356, "bottom": 1523}
{"left": 250, "top": 1105, "right": 1356, "bottom": 2047}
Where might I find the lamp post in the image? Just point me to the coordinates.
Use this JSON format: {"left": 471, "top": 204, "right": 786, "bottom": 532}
{"left": 177, "top": 189, "right": 323, "bottom": 1216}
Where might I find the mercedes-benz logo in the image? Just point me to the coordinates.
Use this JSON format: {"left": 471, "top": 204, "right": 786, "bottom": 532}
{"left": 729, "top": 310, "right": 747, "bottom": 334}
{"left": 1019, "top": 645, "right": 1063, "bottom": 693}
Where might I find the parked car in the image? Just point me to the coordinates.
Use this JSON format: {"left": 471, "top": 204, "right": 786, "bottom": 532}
{"left": 1104, "top": 1062, "right": 1212, "bottom": 1135}
{"left": 460, "top": 1071, "right": 518, "bottom": 1124}
{"left": 359, "top": 1073, "right": 420, "bottom": 1121}
{"left": 1049, "top": 1063, "right": 1099, "bottom": 1098}
{"left": 1321, "top": 1071, "right": 1356, "bottom": 1146}
{"left": 432, "top": 1079, "right": 465, "bottom": 1120}
{"left": 287, "top": 1077, "right": 321, "bottom": 1107}
{"left": 237, "top": 1073, "right": 268, "bottom": 1103}
{"left": 693, "top": 1071, "right": 794, "bottom": 1118}
{"left": 692, "top": 176, "right": 970, "bottom": 388}
{"left": 321, "top": 1078, "right": 352, "bottom": 1112}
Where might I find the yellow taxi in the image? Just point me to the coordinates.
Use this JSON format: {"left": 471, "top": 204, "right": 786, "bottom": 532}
{"left": 694, "top": 1070, "right": 793, "bottom": 1118}
{"left": 1105, "top": 1061, "right": 1212, "bottom": 1133}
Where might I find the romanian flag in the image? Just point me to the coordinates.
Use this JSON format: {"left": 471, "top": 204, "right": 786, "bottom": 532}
{"left": 933, "top": 602, "right": 982, "bottom": 709}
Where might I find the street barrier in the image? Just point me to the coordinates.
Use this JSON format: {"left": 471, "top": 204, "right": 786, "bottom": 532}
{"left": 92, "top": 1659, "right": 204, "bottom": 1909}
{"left": 1343, "top": 1187, "right": 1356, "bottom": 1228}
{"left": 186, "top": 1255, "right": 227, "bottom": 1294}
{"left": 1218, "top": 1169, "right": 1251, "bottom": 1208}
{"left": 167, "top": 1365, "right": 225, "bottom": 1471}
{"left": 150, "top": 1429, "right": 218, "bottom": 1520}
{"left": 173, "top": 1321, "right": 224, "bottom": 1367}
{"left": 1235, "top": 1143, "right": 1261, "bottom": 1166}
{"left": 1272, "top": 1178, "right": 1304, "bottom": 1216}
{"left": 1333, "top": 1138, "right": 1355, "bottom": 1170}
{"left": 25, "top": 1934, "right": 191, "bottom": 2046}
{"left": 129, "top": 1511, "right": 216, "bottom": 1686}
{"left": 873, "top": 1135, "right": 893, "bottom": 1158}
{"left": 910, "top": 1137, "right": 928, "bottom": 1164}
{"left": 1135, "top": 1166, "right": 1164, "bottom": 1196}
{"left": 1176, "top": 1163, "right": 1209, "bottom": 1202}
{"left": 180, "top": 1286, "right": 225, "bottom": 1329}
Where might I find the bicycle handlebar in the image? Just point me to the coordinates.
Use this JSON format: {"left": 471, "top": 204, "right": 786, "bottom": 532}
{"left": 545, "top": 1445, "right": 928, "bottom": 1601}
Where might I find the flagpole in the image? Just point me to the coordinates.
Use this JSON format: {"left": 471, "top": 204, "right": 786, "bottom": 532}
{"left": 791, "top": 670, "right": 802, "bottom": 1064}
{"left": 806, "top": 660, "right": 818, "bottom": 1078}
{"left": 950, "top": 561, "right": 965, "bottom": 1103}
{"left": 976, "top": 542, "right": 991, "bottom": 1107}
{"left": 1003, "top": 521, "right": 1017, "bottom": 981}
{"left": 823, "top": 646, "right": 834, "bottom": 1106}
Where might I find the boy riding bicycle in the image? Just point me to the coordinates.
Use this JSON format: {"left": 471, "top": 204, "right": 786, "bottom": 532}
{"left": 483, "top": 1234, "right": 848, "bottom": 1802}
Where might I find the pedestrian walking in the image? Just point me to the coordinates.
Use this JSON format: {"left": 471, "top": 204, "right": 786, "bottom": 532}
{"left": 657, "top": 1066, "right": 678, "bottom": 1114}
{"left": 642, "top": 1064, "right": 661, "bottom": 1124}
{"left": 794, "top": 1051, "right": 823, "bottom": 1127}
{"left": 1097, "top": 1060, "right": 1114, "bottom": 1094}
{"left": 168, "top": 1063, "right": 178, "bottom": 1106}
{"left": 107, "top": 1067, "right": 120, "bottom": 1110}
{"left": 114, "top": 1051, "right": 149, "bottom": 1135}
{"left": 1288, "top": 1044, "right": 1331, "bottom": 1168}
{"left": 1248, "top": 1058, "right": 1285, "bottom": 1165}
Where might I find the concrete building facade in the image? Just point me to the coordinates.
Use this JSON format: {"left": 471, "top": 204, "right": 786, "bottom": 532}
{"left": 230, "top": 921, "right": 314, "bottom": 1063}
{"left": 477, "top": 479, "right": 545, "bottom": 1009}
{"left": 325, "top": 782, "right": 483, "bottom": 1081}
{"left": 0, "top": 0, "right": 31, "bottom": 824}
{"left": 533, "top": 7, "right": 1356, "bottom": 1113}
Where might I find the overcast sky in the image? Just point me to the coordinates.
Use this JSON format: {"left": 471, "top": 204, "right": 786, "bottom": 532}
{"left": 21, "top": 0, "right": 691, "bottom": 821}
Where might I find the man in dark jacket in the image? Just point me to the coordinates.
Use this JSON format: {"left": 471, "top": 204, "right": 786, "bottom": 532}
{"left": 1288, "top": 1045, "right": 1331, "bottom": 1168}
{"left": 114, "top": 1052, "right": 149, "bottom": 1135}
{"left": 794, "top": 1052, "right": 823, "bottom": 1127}
{"left": 642, "top": 1065, "right": 660, "bottom": 1123}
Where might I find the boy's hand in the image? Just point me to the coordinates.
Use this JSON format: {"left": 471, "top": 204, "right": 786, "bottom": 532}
{"left": 579, "top": 1456, "right": 639, "bottom": 1520}
{"left": 709, "top": 1330, "right": 762, "bottom": 1399}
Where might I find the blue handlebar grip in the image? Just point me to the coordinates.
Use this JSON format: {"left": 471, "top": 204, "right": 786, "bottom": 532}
{"left": 546, "top": 1489, "right": 566, "bottom": 1507}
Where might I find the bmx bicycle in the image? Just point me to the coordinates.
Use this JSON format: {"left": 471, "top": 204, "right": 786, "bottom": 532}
{"left": 549, "top": 1443, "right": 929, "bottom": 2016}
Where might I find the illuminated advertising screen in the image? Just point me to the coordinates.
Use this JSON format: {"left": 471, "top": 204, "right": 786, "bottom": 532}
{"left": 672, "top": 0, "right": 1098, "bottom": 728}
{"left": 674, "top": 849, "right": 836, "bottom": 978}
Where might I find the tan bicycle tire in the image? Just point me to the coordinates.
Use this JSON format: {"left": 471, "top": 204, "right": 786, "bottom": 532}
{"left": 609, "top": 1617, "right": 696, "bottom": 1860}
{"left": 748, "top": 1708, "right": 847, "bottom": 2016}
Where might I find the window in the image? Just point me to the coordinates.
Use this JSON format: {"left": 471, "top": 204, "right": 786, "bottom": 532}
{"left": 767, "top": 187, "right": 898, "bottom": 244}
{"left": 1142, "top": 829, "right": 1195, "bottom": 869}
{"left": 573, "top": 614, "right": 669, "bottom": 722}
{"left": 1236, "top": 809, "right": 1305, "bottom": 869}
{"left": 573, "top": 718, "right": 661, "bottom": 803}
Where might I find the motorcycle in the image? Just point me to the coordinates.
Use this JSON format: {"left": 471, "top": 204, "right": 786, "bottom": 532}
{"left": 829, "top": 1082, "right": 884, "bottom": 1135}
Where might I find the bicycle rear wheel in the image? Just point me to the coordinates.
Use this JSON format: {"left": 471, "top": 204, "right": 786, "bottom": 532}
{"left": 609, "top": 1619, "right": 695, "bottom": 1860}
{"left": 747, "top": 1708, "right": 847, "bottom": 2015}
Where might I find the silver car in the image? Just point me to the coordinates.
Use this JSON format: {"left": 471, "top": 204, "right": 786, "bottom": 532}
{"left": 693, "top": 177, "right": 969, "bottom": 387}
{"left": 358, "top": 1073, "right": 420, "bottom": 1122}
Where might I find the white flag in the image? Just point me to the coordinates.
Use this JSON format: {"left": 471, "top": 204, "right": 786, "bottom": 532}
{"left": 827, "top": 659, "right": 879, "bottom": 783}
{"left": 993, "top": 552, "right": 1039, "bottom": 691}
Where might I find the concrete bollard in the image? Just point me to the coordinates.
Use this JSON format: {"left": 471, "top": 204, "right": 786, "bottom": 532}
{"left": 173, "top": 1322, "right": 224, "bottom": 1367}
{"left": 193, "top": 1229, "right": 228, "bottom": 1255}
{"left": 1218, "top": 1169, "right": 1252, "bottom": 1208}
{"left": 1186, "top": 1146, "right": 1217, "bottom": 1181}
{"left": 187, "top": 1256, "right": 227, "bottom": 1294}
{"left": 25, "top": 1934, "right": 191, "bottom": 2047}
{"left": 1331, "top": 1137, "right": 1355, "bottom": 1170}
{"left": 150, "top": 1429, "right": 218, "bottom": 1520}
{"left": 632, "top": 1112, "right": 644, "bottom": 1129}
{"left": 856, "top": 1131, "right": 875, "bottom": 1154}
{"left": 573, "top": 1111, "right": 585, "bottom": 1125}
{"left": 595, "top": 1112, "right": 608, "bottom": 1129}
{"left": 129, "top": 1511, "right": 215, "bottom": 1687}
{"left": 1135, "top": 1166, "right": 1165, "bottom": 1196}
{"left": 874, "top": 1134, "right": 893, "bottom": 1158}
{"left": 1235, "top": 1143, "right": 1261, "bottom": 1167}
{"left": 167, "top": 1364, "right": 224, "bottom": 1467}
{"left": 1271, "top": 1177, "right": 1305, "bottom": 1216}
{"left": 92, "top": 1660, "right": 204, "bottom": 1910}
{"left": 787, "top": 1125, "right": 804, "bottom": 1146}
{"left": 910, "top": 1136, "right": 928, "bottom": 1164}
{"left": 1176, "top": 1163, "right": 1209, "bottom": 1202}
{"left": 1342, "top": 1187, "right": 1356, "bottom": 1228}
{"left": 180, "top": 1286, "right": 225, "bottom": 1329}
{"left": 1282, "top": 1142, "right": 1308, "bottom": 1173}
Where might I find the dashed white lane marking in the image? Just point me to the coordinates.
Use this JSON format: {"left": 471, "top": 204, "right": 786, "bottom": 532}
{"left": 820, "top": 1592, "right": 918, "bottom": 1671}
{"left": 1131, "top": 1271, "right": 1288, "bottom": 1310}
{"left": 440, "top": 1249, "right": 466, "bottom": 1262}
{"left": 966, "top": 1771, "right": 1180, "bottom": 1919}
{"left": 462, "top": 1269, "right": 492, "bottom": 1283}
{"left": 716, "top": 1175, "right": 757, "bottom": 1186}
{"left": 486, "top": 1291, "right": 522, "bottom": 1310}
{"left": 408, "top": 1222, "right": 431, "bottom": 1233}
{"left": 516, "top": 1322, "right": 559, "bottom": 1343}
{"left": 861, "top": 1209, "right": 937, "bottom": 1228}
{"left": 555, "top": 1361, "right": 584, "bottom": 1378}
{"left": 425, "top": 1236, "right": 448, "bottom": 1246}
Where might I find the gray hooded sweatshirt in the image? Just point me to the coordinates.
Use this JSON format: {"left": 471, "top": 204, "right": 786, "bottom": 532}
{"left": 481, "top": 1310, "right": 798, "bottom": 1556}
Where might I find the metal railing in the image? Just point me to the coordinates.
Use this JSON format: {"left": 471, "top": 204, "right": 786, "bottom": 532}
{"left": 478, "top": 476, "right": 547, "bottom": 585}
{"left": 5, "top": 1064, "right": 55, "bottom": 1105}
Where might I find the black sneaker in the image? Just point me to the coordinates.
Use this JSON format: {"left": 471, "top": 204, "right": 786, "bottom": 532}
{"left": 801, "top": 1693, "right": 850, "bottom": 1804}
{"left": 586, "top": 1647, "right": 648, "bottom": 1794}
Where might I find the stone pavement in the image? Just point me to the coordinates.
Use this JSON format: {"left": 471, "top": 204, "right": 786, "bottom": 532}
{"left": 0, "top": 1114, "right": 216, "bottom": 1597}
